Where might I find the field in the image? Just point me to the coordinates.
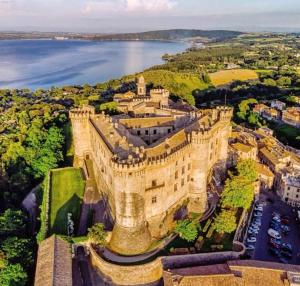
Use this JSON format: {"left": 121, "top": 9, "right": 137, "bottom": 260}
{"left": 49, "top": 168, "right": 85, "bottom": 235}
{"left": 209, "top": 69, "right": 258, "bottom": 86}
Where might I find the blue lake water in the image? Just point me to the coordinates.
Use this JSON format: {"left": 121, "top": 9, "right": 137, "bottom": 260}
{"left": 0, "top": 40, "right": 187, "bottom": 90}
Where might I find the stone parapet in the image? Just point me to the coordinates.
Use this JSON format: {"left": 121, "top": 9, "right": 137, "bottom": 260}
{"left": 89, "top": 245, "right": 163, "bottom": 285}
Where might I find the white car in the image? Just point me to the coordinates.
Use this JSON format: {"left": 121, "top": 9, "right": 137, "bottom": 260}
{"left": 248, "top": 229, "right": 258, "bottom": 235}
{"left": 250, "top": 225, "right": 259, "bottom": 230}
{"left": 246, "top": 244, "right": 255, "bottom": 250}
{"left": 268, "top": 229, "right": 281, "bottom": 239}
{"left": 254, "top": 212, "right": 263, "bottom": 217}
{"left": 247, "top": 237, "right": 257, "bottom": 243}
{"left": 255, "top": 206, "right": 263, "bottom": 211}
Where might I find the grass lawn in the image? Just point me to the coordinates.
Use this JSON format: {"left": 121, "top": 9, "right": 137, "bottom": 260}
{"left": 49, "top": 168, "right": 85, "bottom": 235}
{"left": 209, "top": 69, "right": 258, "bottom": 86}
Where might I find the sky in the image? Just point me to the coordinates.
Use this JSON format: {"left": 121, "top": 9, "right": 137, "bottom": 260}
{"left": 1, "top": 0, "right": 300, "bottom": 32}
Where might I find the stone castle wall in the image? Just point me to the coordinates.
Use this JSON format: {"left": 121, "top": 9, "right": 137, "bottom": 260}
{"left": 70, "top": 106, "right": 232, "bottom": 255}
{"left": 89, "top": 246, "right": 163, "bottom": 286}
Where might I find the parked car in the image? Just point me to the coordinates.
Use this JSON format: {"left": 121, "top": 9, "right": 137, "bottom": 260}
{"left": 272, "top": 212, "right": 280, "bottom": 217}
{"left": 254, "top": 212, "right": 263, "bottom": 217}
{"left": 281, "top": 225, "right": 290, "bottom": 232}
{"left": 269, "top": 241, "right": 281, "bottom": 249}
{"left": 270, "top": 238, "right": 281, "bottom": 245}
{"left": 247, "top": 237, "right": 257, "bottom": 243}
{"left": 279, "top": 257, "right": 289, "bottom": 264}
{"left": 248, "top": 229, "right": 258, "bottom": 235}
{"left": 269, "top": 247, "right": 281, "bottom": 257}
{"left": 250, "top": 225, "right": 259, "bottom": 231}
{"left": 255, "top": 206, "right": 263, "bottom": 211}
{"left": 272, "top": 217, "right": 281, "bottom": 223}
{"left": 245, "top": 244, "right": 255, "bottom": 250}
{"left": 281, "top": 218, "right": 290, "bottom": 225}
{"left": 281, "top": 250, "right": 292, "bottom": 259}
{"left": 281, "top": 243, "right": 292, "bottom": 252}
{"left": 268, "top": 229, "right": 281, "bottom": 239}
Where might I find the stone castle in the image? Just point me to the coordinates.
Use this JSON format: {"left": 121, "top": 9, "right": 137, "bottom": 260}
{"left": 69, "top": 77, "right": 233, "bottom": 255}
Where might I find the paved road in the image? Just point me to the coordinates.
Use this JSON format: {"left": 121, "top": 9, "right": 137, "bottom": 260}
{"left": 250, "top": 191, "right": 300, "bottom": 265}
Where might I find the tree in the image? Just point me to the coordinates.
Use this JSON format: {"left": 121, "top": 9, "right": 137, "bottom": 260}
{"left": 221, "top": 176, "right": 254, "bottom": 210}
{"left": 236, "top": 159, "right": 258, "bottom": 184}
{"left": 214, "top": 210, "right": 237, "bottom": 234}
{"left": 0, "top": 263, "right": 27, "bottom": 286}
{"left": 276, "top": 76, "right": 291, "bottom": 87}
{"left": 174, "top": 219, "right": 198, "bottom": 242}
{"left": 87, "top": 223, "right": 107, "bottom": 247}
{"left": 263, "top": 78, "right": 277, "bottom": 87}
{"left": 1, "top": 238, "right": 34, "bottom": 269}
{"left": 237, "top": 98, "right": 258, "bottom": 120}
{"left": 0, "top": 210, "right": 26, "bottom": 236}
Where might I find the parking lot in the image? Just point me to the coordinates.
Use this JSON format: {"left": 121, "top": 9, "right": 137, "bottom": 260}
{"left": 245, "top": 190, "right": 300, "bottom": 265}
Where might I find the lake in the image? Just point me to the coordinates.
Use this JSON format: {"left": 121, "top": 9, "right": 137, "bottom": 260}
{"left": 0, "top": 40, "right": 187, "bottom": 90}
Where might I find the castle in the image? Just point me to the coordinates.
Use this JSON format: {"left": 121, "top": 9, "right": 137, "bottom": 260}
{"left": 69, "top": 77, "right": 233, "bottom": 255}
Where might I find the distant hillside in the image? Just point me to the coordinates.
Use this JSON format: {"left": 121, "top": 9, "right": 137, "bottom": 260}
{"left": 94, "top": 29, "right": 244, "bottom": 42}
{"left": 0, "top": 29, "right": 244, "bottom": 42}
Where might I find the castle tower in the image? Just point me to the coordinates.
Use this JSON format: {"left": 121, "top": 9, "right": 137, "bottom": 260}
{"left": 188, "top": 131, "right": 210, "bottom": 213}
{"left": 69, "top": 105, "right": 95, "bottom": 167}
{"left": 109, "top": 160, "right": 152, "bottom": 255}
{"left": 137, "top": 76, "right": 146, "bottom": 96}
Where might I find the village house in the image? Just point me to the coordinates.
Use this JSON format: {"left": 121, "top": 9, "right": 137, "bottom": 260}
{"left": 282, "top": 107, "right": 300, "bottom": 127}
{"left": 271, "top": 100, "right": 286, "bottom": 111}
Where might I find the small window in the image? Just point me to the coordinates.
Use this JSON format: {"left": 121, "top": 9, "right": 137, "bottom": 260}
{"left": 287, "top": 187, "right": 291, "bottom": 190}
{"left": 174, "top": 184, "right": 178, "bottom": 192}
{"left": 181, "top": 178, "right": 184, "bottom": 187}
{"left": 188, "top": 163, "right": 191, "bottom": 170}
{"left": 187, "top": 175, "right": 190, "bottom": 182}
{"left": 152, "top": 180, "right": 157, "bottom": 187}
{"left": 182, "top": 166, "right": 185, "bottom": 175}
{"left": 296, "top": 195, "right": 299, "bottom": 198}
{"left": 153, "top": 129, "right": 157, "bottom": 135}
{"left": 145, "top": 130, "right": 149, "bottom": 135}
{"left": 152, "top": 196, "right": 157, "bottom": 204}
{"left": 168, "top": 128, "right": 171, "bottom": 134}
{"left": 183, "top": 156, "right": 185, "bottom": 162}
{"left": 137, "top": 130, "right": 141, "bottom": 136}
{"left": 175, "top": 171, "right": 178, "bottom": 179}
{"left": 176, "top": 161, "right": 178, "bottom": 166}
{"left": 210, "top": 153, "right": 213, "bottom": 160}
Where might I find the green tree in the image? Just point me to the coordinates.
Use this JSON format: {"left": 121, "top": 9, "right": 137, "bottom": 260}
{"left": 214, "top": 210, "right": 237, "bottom": 234}
{"left": 174, "top": 219, "right": 198, "bottom": 242}
{"left": 1, "top": 238, "right": 34, "bottom": 269}
{"left": 263, "top": 78, "right": 277, "bottom": 87}
{"left": 0, "top": 210, "right": 26, "bottom": 236}
{"left": 221, "top": 177, "right": 254, "bottom": 210}
{"left": 276, "top": 76, "right": 291, "bottom": 87}
{"left": 236, "top": 159, "right": 258, "bottom": 183}
{"left": 87, "top": 223, "right": 107, "bottom": 247}
{"left": 0, "top": 264, "right": 27, "bottom": 286}
{"left": 237, "top": 98, "right": 258, "bottom": 120}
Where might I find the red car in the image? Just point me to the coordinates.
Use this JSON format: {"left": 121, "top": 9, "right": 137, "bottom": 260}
{"left": 281, "top": 218, "right": 290, "bottom": 225}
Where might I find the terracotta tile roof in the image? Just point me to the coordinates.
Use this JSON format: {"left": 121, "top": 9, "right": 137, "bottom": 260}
{"left": 34, "top": 235, "right": 72, "bottom": 286}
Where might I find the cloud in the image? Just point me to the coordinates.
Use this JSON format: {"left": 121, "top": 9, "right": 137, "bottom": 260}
{"left": 124, "top": 0, "right": 177, "bottom": 12}
{"left": 82, "top": 0, "right": 177, "bottom": 15}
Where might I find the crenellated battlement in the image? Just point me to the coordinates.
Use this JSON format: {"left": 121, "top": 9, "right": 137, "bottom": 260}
{"left": 69, "top": 105, "right": 96, "bottom": 119}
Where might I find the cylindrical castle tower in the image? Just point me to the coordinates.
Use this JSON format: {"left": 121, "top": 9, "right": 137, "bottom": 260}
{"left": 109, "top": 159, "right": 152, "bottom": 255}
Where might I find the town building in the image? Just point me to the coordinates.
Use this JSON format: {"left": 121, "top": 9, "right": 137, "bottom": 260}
{"left": 163, "top": 260, "right": 300, "bottom": 286}
{"left": 261, "top": 107, "right": 280, "bottom": 121}
{"left": 271, "top": 100, "right": 286, "bottom": 111}
{"left": 277, "top": 170, "right": 300, "bottom": 207}
{"left": 231, "top": 142, "right": 257, "bottom": 162}
{"left": 256, "top": 162, "right": 274, "bottom": 191}
{"left": 70, "top": 77, "right": 233, "bottom": 255}
{"left": 253, "top": 104, "right": 269, "bottom": 115}
{"left": 282, "top": 107, "right": 300, "bottom": 127}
